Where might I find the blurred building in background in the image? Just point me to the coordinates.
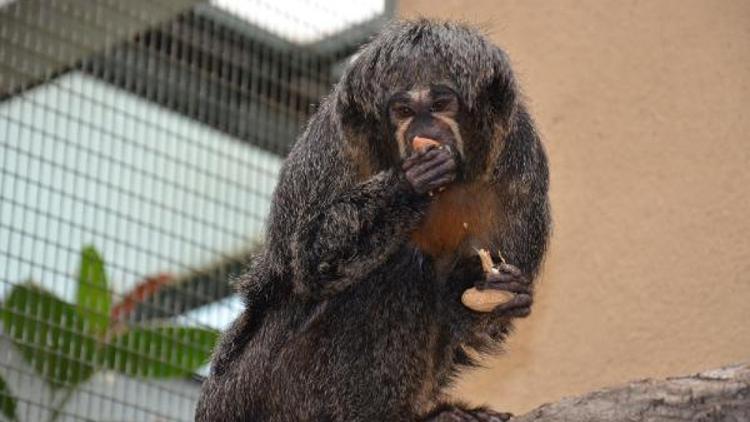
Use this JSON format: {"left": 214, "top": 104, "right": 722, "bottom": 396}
{"left": 0, "top": 1, "right": 392, "bottom": 420}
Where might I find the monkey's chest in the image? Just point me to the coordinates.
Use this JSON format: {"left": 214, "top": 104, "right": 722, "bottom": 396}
{"left": 409, "top": 183, "right": 497, "bottom": 258}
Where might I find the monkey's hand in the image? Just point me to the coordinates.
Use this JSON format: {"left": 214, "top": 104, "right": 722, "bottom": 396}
{"left": 402, "top": 145, "right": 457, "bottom": 196}
{"left": 476, "top": 263, "right": 533, "bottom": 318}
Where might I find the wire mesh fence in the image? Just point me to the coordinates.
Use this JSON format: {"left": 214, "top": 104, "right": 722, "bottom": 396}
{"left": 0, "top": 1, "right": 391, "bottom": 420}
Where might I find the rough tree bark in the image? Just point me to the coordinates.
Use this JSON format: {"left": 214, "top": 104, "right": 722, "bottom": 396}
{"left": 510, "top": 364, "right": 749, "bottom": 422}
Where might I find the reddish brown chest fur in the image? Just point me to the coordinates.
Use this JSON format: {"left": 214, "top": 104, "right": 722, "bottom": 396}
{"left": 410, "top": 182, "right": 498, "bottom": 257}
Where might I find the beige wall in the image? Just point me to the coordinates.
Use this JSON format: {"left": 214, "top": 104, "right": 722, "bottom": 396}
{"left": 399, "top": 0, "right": 750, "bottom": 414}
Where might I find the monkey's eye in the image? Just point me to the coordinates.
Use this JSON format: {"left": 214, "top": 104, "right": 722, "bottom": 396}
{"left": 430, "top": 99, "right": 451, "bottom": 113}
{"left": 392, "top": 105, "right": 414, "bottom": 119}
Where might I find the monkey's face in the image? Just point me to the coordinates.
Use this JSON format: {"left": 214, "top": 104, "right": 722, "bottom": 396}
{"left": 387, "top": 84, "right": 465, "bottom": 165}
{"left": 338, "top": 21, "right": 518, "bottom": 181}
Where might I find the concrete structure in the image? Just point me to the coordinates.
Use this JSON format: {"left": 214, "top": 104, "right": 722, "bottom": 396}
{"left": 399, "top": 0, "right": 750, "bottom": 414}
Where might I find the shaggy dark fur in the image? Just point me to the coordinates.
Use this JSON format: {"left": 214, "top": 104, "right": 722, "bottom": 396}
{"left": 195, "top": 19, "right": 550, "bottom": 421}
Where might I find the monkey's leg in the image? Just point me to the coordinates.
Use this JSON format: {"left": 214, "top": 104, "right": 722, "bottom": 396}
{"left": 422, "top": 402, "right": 512, "bottom": 421}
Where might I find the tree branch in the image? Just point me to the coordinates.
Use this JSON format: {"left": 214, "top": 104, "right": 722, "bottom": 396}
{"left": 512, "top": 363, "right": 750, "bottom": 422}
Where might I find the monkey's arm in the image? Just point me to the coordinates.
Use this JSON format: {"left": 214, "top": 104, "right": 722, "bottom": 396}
{"left": 291, "top": 169, "right": 428, "bottom": 299}
{"left": 492, "top": 106, "right": 550, "bottom": 281}
{"left": 454, "top": 107, "right": 550, "bottom": 322}
{"left": 449, "top": 107, "right": 549, "bottom": 355}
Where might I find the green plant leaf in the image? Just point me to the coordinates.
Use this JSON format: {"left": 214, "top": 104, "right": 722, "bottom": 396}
{"left": 1, "top": 283, "right": 97, "bottom": 389}
{"left": 76, "top": 246, "right": 111, "bottom": 337}
{"left": 0, "top": 374, "right": 18, "bottom": 422}
{"left": 102, "top": 326, "right": 218, "bottom": 378}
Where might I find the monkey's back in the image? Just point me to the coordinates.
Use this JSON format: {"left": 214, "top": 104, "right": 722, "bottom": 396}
{"left": 196, "top": 247, "right": 458, "bottom": 421}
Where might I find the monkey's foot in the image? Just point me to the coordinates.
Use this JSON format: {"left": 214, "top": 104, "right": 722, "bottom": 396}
{"left": 424, "top": 404, "right": 512, "bottom": 421}
{"left": 477, "top": 263, "right": 533, "bottom": 318}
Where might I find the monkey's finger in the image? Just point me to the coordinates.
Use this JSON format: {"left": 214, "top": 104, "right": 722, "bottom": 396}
{"left": 491, "top": 293, "right": 532, "bottom": 313}
{"left": 422, "top": 174, "right": 457, "bottom": 193}
{"left": 492, "top": 264, "right": 530, "bottom": 285}
{"left": 407, "top": 144, "right": 452, "bottom": 167}
{"left": 407, "top": 173, "right": 453, "bottom": 195}
{"left": 408, "top": 172, "right": 455, "bottom": 195}
{"left": 421, "top": 150, "right": 456, "bottom": 174}
{"left": 414, "top": 146, "right": 446, "bottom": 165}
{"left": 410, "top": 163, "right": 453, "bottom": 184}
{"left": 481, "top": 280, "right": 531, "bottom": 294}
{"left": 402, "top": 154, "right": 421, "bottom": 170}
{"left": 410, "top": 154, "right": 456, "bottom": 180}
{"left": 486, "top": 269, "right": 528, "bottom": 286}
{"left": 497, "top": 263, "right": 523, "bottom": 278}
{"left": 500, "top": 306, "right": 532, "bottom": 318}
{"left": 402, "top": 147, "right": 446, "bottom": 171}
{"left": 414, "top": 168, "right": 457, "bottom": 192}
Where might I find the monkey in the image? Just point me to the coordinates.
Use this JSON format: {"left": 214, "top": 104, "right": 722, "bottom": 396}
{"left": 195, "top": 19, "right": 550, "bottom": 421}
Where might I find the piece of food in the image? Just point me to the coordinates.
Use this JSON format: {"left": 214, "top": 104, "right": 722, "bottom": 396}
{"left": 461, "top": 248, "right": 515, "bottom": 313}
{"left": 461, "top": 288, "right": 514, "bottom": 313}
{"left": 476, "top": 248, "right": 496, "bottom": 273}
{"left": 412, "top": 136, "right": 441, "bottom": 152}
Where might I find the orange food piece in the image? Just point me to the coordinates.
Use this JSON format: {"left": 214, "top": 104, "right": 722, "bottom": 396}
{"left": 461, "top": 248, "right": 515, "bottom": 312}
{"left": 461, "top": 287, "right": 514, "bottom": 312}
{"left": 412, "top": 136, "right": 440, "bottom": 152}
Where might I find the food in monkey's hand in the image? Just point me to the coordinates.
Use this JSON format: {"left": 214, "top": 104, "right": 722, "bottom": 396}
{"left": 461, "top": 249, "right": 515, "bottom": 312}
{"left": 412, "top": 136, "right": 441, "bottom": 153}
